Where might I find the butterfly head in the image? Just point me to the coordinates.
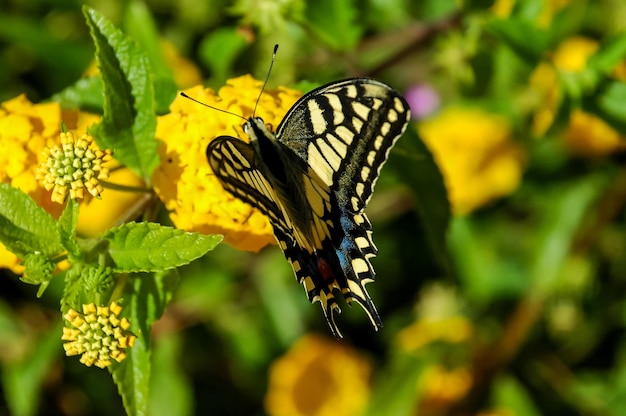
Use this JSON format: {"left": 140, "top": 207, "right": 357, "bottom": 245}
{"left": 243, "top": 117, "right": 274, "bottom": 144}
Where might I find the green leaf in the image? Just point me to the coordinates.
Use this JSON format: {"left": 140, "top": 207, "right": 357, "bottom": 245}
{"left": 123, "top": 0, "right": 177, "bottom": 114}
{"left": 52, "top": 76, "right": 104, "bottom": 113}
{"left": 58, "top": 199, "right": 81, "bottom": 260}
{"left": 2, "top": 320, "right": 62, "bottom": 416}
{"left": 487, "top": 18, "right": 551, "bottom": 64}
{"left": 103, "top": 222, "right": 223, "bottom": 273}
{"left": 388, "top": 129, "right": 451, "bottom": 270}
{"left": 148, "top": 333, "right": 193, "bottom": 415}
{"left": 199, "top": 28, "right": 249, "bottom": 86}
{"left": 83, "top": 6, "right": 159, "bottom": 181}
{"left": 303, "top": 0, "right": 363, "bottom": 51}
{"left": 0, "top": 183, "right": 62, "bottom": 258}
{"left": 111, "top": 270, "right": 178, "bottom": 416}
{"left": 588, "top": 32, "right": 626, "bottom": 76}
{"left": 583, "top": 81, "right": 626, "bottom": 132}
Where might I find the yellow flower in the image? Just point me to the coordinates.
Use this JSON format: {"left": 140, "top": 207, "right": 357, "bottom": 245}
{"left": 491, "top": 0, "right": 570, "bottom": 26}
{"left": 530, "top": 36, "right": 599, "bottom": 137}
{"left": 418, "top": 106, "right": 523, "bottom": 214}
{"left": 529, "top": 36, "right": 626, "bottom": 155}
{"left": 563, "top": 110, "right": 626, "bottom": 156}
{"left": 397, "top": 316, "right": 473, "bottom": 352}
{"left": 62, "top": 302, "right": 136, "bottom": 368}
{"left": 418, "top": 366, "right": 472, "bottom": 407}
{"left": 153, "top": 75, "right": 302, "bottom": 251}
{"left": 265, "top": 334, "right": 371, "bottom": 416}
{"left": 397, "top": 284, "right": 473, "bottom": 352}
{"left": 37, "top": 131, "right": 112, "bottom": 204}
{"left": 0, "top": 95, "right": 96, "bottom": 273}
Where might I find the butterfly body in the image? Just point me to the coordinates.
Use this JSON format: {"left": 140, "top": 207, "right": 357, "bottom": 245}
{"left": 207, "top": 78, "right": 410, "bottom": 337}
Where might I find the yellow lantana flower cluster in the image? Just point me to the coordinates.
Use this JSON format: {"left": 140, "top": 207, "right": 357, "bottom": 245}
{"left": 153, "top": 75, "right": 303, "bottom": 252}
{"left": 418, "top": 106, "right": 524, "bottom": 214}
{"left": 62, "top": 302, "right": 136, "bottom": 368}
{"left": 37, "top": 131, "right": 112, "bottom": 203}
{"left": 265, "top": 334, "right": 372, "bottom": 416}
{"left": 0, "top": 96, "right": 99, "bottom": 273}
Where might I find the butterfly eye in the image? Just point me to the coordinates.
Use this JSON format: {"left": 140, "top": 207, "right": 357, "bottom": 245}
{"left": 243, "top": 122, "right": 251, "bottom": 134}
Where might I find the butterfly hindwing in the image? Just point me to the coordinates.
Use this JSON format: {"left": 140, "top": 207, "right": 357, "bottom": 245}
{"left": 206, "top": 78, "right": 410, "bottom": 337}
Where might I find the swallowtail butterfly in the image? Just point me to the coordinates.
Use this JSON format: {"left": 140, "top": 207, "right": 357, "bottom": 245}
{"left": 197, "top": 52, "right": 410, "bottom": 337}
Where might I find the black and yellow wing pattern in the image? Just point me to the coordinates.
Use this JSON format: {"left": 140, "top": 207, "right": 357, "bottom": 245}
{"left": 207, "top": 78, "right": 410, "bottom": 338}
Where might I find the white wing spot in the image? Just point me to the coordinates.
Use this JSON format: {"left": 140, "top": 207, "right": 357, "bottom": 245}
{"left": 308, "top": 99, "right": 327, "bottom": 135}
{"left": 387, "top": 108, "right": 398, "bottom": 123}
{"left": 394, "top": 97, "right": 405, "bottom": 113}
{"left": 381, "top": 122, "right": 391, "bottom": 136}
{"left": 317, "top": 138, "right": 342, "bottom": 171}
{"left": 355, "top": 236, "right": 369, "bottom": 249}
{"left": 360, "top": 166, "right": 370, "bottom": 182}
{"left": 374, "top": 136, "right": 384, "bottom": 150}
{"left": 348, "top": 280, "right": 366, "bottom": 299}
{"left": 327, "top": 133, "right": 348, "bottom": 158}
{"left": 345, "top": 85, "right": 358, "bottom": 98}
{"left": 352, "top": 258, "right": 370, "bottom": 275}
{"left": 353, "top": 117, "right": 364, "bottom": 132}
{"left": 326, "top": 94, "right": 344, "bottom": 125}
{"left": 351, "top": 196, "right": 360, "bottom": 211}
{"left": 335, "top": 125, "right": 355, "bottom": 144}
{"left": 367, "top": 150, "right": 376, "bottom": 166}
{"left": 355, "top": 182, "right": 365, "bottom": 197}
{"left": 307, "top": 142, "right": 334, "bottom": 185}
{"left": 352, "top": 102, "right": 371, "bottom": 120}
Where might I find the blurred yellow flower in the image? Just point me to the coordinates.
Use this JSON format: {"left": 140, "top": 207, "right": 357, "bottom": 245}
{"left": 492, "top": 0, "right": 570, "bottom": 26}
{"left": 530, "top": 36, "right": 625, "bottom": 155}
{"left": 153, "top": 75, "right": 302, "bottom": 251}
{"left": 563, "top": 110, "right": 626, "bottom": 156}
{"left": 418, "top": 106, "right": 523, "bottom": 214}
{"left": 417, "top": 366, "right": 472, "bottom": 411}
{"left": 265, "top": 334, "right": 371, "bottom": 416}
{"left": 397, "top": 316, "right": 473, "bottom": 352}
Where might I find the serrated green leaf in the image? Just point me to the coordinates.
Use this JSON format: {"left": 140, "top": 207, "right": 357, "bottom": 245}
{"left": 123, "top": 0, "right": 177, "bottom": 114}
{"left": 58, "top": 199, "right": 81, "bottom": 260}
{"left": 103, "top": 222, "right": 222, "bottom": 273}
{"left": 52, "top": 76, "right": 104, "bottom": 113}
{"left": 303, "top": 0, "right": 363, "bottom": 51}
{"left": 388, "top": 129, "right": 451, "bottom": 271}
{"left": 0, "top": 183, "right": 62, "bottom": 258}
{"left": 83, "top": 6, "right": 159, "bottom": 181}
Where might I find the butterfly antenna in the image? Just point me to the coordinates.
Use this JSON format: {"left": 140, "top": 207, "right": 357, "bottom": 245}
{"left": 252, "top": 44, "right": 279, "bottom": 117}
{"left": 179, "top": 92, "right": 247, "bottom": 123}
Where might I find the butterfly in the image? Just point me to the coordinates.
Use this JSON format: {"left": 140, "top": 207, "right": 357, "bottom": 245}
{"left": 206, "top": 77, "right": 410, "bottom": 338}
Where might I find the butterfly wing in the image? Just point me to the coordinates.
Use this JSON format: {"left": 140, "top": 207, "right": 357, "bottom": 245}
{"left": 273, "top": 78, "right": 411, "bottom": 332}
{"left": 207, "top": 78, "right": 410, "bottom": 337}
{"left": 276, "top": 78, "right": 411, "bottom": 212}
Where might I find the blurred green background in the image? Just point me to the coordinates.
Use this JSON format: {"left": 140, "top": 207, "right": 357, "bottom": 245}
{"left": 3, "top": 0, "right": 626, "bottom": 415}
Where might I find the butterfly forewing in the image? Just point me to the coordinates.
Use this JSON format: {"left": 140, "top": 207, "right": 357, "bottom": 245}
{"left": 206, "top": 78, "right": 410, "bottom": 337}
